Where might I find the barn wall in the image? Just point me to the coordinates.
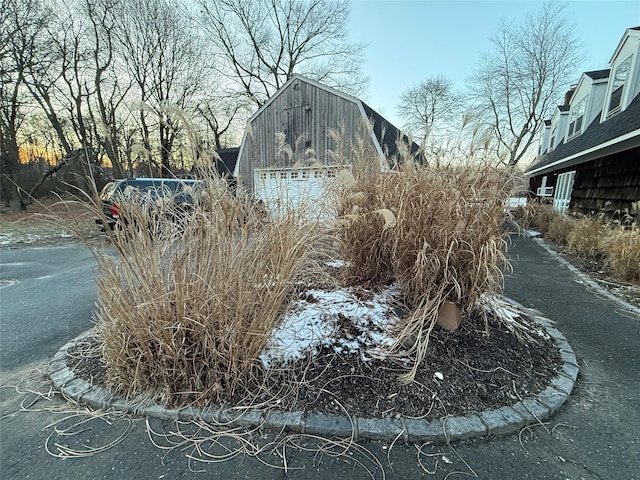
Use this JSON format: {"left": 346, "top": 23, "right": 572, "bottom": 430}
{"left": 237, "top": 78, "right": 377, "bottom": 193}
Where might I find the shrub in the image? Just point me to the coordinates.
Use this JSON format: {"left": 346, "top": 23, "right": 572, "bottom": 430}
{"left": 600, "top": 227, "right": 640, "bottom": 282}
{"left": 511, "top": 204, "right": 529, "bottom": 226}
{"left": 337, "top": 159, "right": 512, "bottom": 382}
{"left": 95, "top": 176, "right": 333, "bottom": 405}
{"left": 567, "top": 218, "right": 604, "bottom": 258}
{"left": 527, "top": 203, "right": 558, "bottom": 234}
{"left": 546, "top": 214, "right": 575, "bottom": 246}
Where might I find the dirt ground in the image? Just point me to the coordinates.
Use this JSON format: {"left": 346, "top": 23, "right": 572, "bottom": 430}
{"left": 68, "top": 308, "right": 561, "bottom": 418}
{"left": 0, "top": 195, "right": 105, "bottom": 248}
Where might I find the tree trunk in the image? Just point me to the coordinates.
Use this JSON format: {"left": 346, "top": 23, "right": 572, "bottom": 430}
{"left": 0, "top": 135, "right": 20, "bottom": 207}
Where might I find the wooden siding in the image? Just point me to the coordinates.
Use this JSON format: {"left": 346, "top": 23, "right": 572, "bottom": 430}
{"left": 237, "top": 78, "right": 378, "bottom": 193}
{"left": 570, "top": 147, "right": 640, "bottom": 214}
{"left": 529, "top": 147, "right": 640, "bottom": 215}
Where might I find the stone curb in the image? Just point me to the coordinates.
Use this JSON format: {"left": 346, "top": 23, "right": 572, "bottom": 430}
{"left": 528, "top": 234, "right": 640, "bottom": 318}
{"left": 49, "top": 304, "right": 578, "bottom": 444}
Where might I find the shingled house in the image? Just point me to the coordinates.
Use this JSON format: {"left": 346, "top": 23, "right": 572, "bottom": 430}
{"left": 526, "top": 27, "right": 640, "bottom": 216}
{"left": 234, "top": 74, "right": 419, "bottom": 214}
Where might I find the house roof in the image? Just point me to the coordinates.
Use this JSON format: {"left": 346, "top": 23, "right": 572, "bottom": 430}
{"left": 361, "top": 102, "right": 421, "bottom": 161}
{"left": 215, "top": 148, "right": 239, "bottom": 176}
{"left": 585, "top": 69, "right": 610, "bottom": 81}
{"left": 526, "top": 93, "right": 640, "bottom": 175}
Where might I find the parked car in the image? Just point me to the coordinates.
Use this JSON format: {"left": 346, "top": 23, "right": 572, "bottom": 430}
{"left": 95, "top": 177, "right": 201, "bottom": 231}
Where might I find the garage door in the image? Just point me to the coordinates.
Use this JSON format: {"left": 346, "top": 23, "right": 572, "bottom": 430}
{"left": 254, "top": 166, "right": 341, "bottom": 220}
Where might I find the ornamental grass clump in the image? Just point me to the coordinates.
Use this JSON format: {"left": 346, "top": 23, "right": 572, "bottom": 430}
{"left": 567, "top": 218, "right": 604, "bottom": 258}
{"left": 337, "top": 157, "right": 512, "bottom": 382}
{"left": 600, "top": 226, "right": 640, "bottom": 282}
{"left": 527, "top": 203, "right": 558, "bottom": 234}
{"left": 546, "top": 214, "right": 575, "bottom": 245}
{"left": 95, "top": 174, "right": 331, "bottom": 405}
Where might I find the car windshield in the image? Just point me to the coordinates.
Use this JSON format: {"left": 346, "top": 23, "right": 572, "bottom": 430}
{"left": 115, "top": 179, "right": 199, "bottom": 201}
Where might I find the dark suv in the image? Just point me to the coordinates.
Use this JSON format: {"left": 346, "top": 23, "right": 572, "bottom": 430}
{"left": 95, "top": 178, "right": 201, "bottom": 230}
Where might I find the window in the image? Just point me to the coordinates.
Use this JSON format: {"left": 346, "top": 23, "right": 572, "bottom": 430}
{"left": 290, "top": 171, "right": 298, "bottom": 179}
{"left": 607, "top": 55, "right": 632, "bottom": 117}
{"left": 550, "top": 124, "right": 558, "bottom": 149}
{"left": 280, "top": 171, "right": 287, "bottom": 179}
{"left": 568, "top": 96, "right": 588, "bottom": 138}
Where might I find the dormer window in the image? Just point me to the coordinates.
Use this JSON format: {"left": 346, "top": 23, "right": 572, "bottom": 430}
{"left": 607, "top": 55, "right": 632, "bottom": 117}
{"left": 568, "top": 95, "right": 588, "bottom": 138}
{"left": 550, "top": 123, "right": 558, "bottom": 149}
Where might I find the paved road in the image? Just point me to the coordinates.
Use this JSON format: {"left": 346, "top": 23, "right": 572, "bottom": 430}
{"left": 0, "top": 246, "right": 98, "bottom": 371}
{"left": 0, "top": 237, "right": 638, "bottom": 479}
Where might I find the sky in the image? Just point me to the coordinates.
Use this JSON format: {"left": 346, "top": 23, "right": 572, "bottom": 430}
{"left": 347, "top": 0, "right": 640, "bottom": 127}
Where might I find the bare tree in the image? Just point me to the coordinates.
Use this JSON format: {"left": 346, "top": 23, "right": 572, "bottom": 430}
{"left": 114, "top": 0, "right": 207, "bottom": 177}
{"left": 196, "top": 92, "right": 250, "bottom": 150}
{"left": 468, "top": 3, "right": 582, "bottom": 166}
{"left": 0, "top": 0, "right": 52, "bottom": 206}
{"left": 397, "top": 76, "right": 462, "bottom": 145}
{"left": 195, "top": 0, "right": 367, "bottom": 106}
{"left": 80, "top": 0, "right": 132, "bottom": 178}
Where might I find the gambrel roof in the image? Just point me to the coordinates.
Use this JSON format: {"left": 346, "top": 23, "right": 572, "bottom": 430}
{"left": 235, "top": 75, "right": 419, "bottom": 177}
{"left": 361, "top": 102, "right": 422, "bottom": 161}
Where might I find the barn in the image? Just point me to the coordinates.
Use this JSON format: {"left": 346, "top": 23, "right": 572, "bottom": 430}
{"left": 234, "top": 75, "right": 418, "bottom": 216}
{"left": 526, "top": 27, "right": 640, "bottom": 217}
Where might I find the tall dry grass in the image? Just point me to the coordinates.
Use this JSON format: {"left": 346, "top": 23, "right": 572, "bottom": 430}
{"left": 336, "top": 153, "right": 513, "bottom": 382}
{"left": 546, "top": 214, "right": 574, "bottom": 245}
{"left": 566, "top": 218, "right": 603, "bottom": 258}
{"left": 94, "top": 174, "right": 333, "bottom": 405}
{"left": 515, "top": 203, "right": 640, "bottom": 283}
{"left": 525, "top": 203, "right": 557, "bottom": 234}
{"left": 600, "top": 227, "right": 640, "bottom": 282}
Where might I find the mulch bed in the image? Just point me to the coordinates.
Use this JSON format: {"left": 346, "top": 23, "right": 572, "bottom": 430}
{"left": 66, "top": 310, "right": 561, "bottom": 420}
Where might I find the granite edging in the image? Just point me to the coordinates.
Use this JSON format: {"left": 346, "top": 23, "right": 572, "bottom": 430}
{"left": 49, "top": 302, "right": 578, "bottom": 444}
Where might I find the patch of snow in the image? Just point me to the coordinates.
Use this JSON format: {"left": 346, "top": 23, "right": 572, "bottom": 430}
{"left": 261, "top": 288, "right": 549, "bottom": 369}
{"left": 0, "top": 279, "right": 19, "bottom": 288}
{"left": 0, "top": 233, "right": 44, "bottom": 245}
{"left": 0, "top": 233, "right": 14, "bottom": 245}
{"left": 433, "top": 372, "right": 444, "bottom": 381}
{"left": 481, "top": 294, "right": 548, "bottom": 338}
{"left": 260, "top": 284, "right": 402, "bottom": 368}
{"left": 325, "top": 260, "right": 346, "bottom": 269}
{"left": 526, "top": 230, "right": 542, "bottom": 238}
{"left": 482, "top": 294, "right": 521, "bottom": 325}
